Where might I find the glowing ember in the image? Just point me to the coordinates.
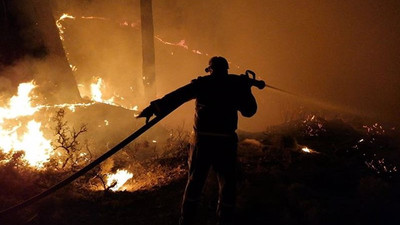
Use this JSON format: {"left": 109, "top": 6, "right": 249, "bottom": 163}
{"left": 155, "top": 37, "right": 188, "bottom": 49}
{"left": 155, "top": 36, "right": 210, "bottom": 57}
{"left": 81, "top": 16, "right": 107, "bottom": 21}
{"left": 106, "top": 169, "right": 133, "bottom": 191}
{"left": 301, "top": 147, "right": 311, "bottom": 153}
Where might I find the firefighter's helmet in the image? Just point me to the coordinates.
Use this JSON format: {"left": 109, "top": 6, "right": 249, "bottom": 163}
{"left": 205, "top": 56, "right": 229, "bottom": 73}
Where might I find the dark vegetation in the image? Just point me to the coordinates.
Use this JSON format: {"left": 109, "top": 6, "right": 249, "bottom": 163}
{"left": 0, "top": 112, "right": 399, "bottom": 225}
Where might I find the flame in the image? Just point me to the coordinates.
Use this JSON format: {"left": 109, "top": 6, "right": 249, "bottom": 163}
{"left": 0, "top": 81, "right": 52, "bottom": 167}
{"left": 78, "top": 77, "right": 139, "bottom": 112}
{"left": 0, "top": 81, "right": 38, "bottom": 122}
{"left": 81, "top": 16, "right": 107, "bottom": 21}
{"left": 155, "top": 36, "right": 211, "bottom": 57}
{"left": 154, "top": 37, "right": 189, "bottom": 49}
{"left": 15, "top": 121, "right": 52, "bottom": 167}
{"left": 0, "top": 81, "right": 94, "bottom": 168}
{"left": 90, "top": 77, "right": 115, "bottom": 104}
{"left": 301, "top": 146, "right": 319, "bottom": 154}
{"left": 106, "top": 169, "right": 133, "bottom": 191}
{"left": 90, "top": 77, "right": 104, "bottom": 102}
{"left": 0, "top": 80, "right": 167, "bottom": 190}
{"left": 56, "top": 13, "right": 213, "bottom": 60}
{"left": 56, "top": 13, "right": 76, "bottom": 41}
{"left": 301, "top": 147, "right": 311, "bottom": 153}
{"left": 0, "top": 79, "right": 139, "bottom": 175}
{"left": 39, "top": 102, "right": 95, "bottom": 113}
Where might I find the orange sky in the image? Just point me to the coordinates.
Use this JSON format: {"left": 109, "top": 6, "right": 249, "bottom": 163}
{"left": 54, "top": 0, "right": 400, "bottom": 131}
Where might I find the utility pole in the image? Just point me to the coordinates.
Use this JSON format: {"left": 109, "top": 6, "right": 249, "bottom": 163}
{"left": 140, "top": 0, "right": 156, "bottom": 101}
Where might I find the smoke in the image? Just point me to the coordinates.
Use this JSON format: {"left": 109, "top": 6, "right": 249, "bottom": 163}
{"left": 3, "top": 0, "right": 399, "bottom": 132}
{"left": 0, "top": 0, "right": 82, "bottom": 103}
{"left": 207, "top": 0, "right": 400, "bottom": 129}
{"left": 151, "top": 0, "right": 400, "bottom": 129}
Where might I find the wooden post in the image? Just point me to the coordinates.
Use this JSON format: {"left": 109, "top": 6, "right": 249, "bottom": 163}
{"left": 140, "top": 0, "right": 156, "bottom": 101}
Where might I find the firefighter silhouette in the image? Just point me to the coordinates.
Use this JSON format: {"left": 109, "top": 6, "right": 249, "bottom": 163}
{"left": 138, "top": 56, "right": 258, "bottom": 225}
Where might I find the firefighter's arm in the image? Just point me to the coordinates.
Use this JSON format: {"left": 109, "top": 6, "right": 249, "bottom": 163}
{"left": 137, "top": 83, "right": 196, "bottom": 123}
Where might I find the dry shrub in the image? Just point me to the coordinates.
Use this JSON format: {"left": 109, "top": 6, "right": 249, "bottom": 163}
{"left": 81, "top": 126, "right": 190, "bottom": 192}
{"left": 49, "top": 109, "right": 92, "bottom": 172}
{"left": 119, "top": 126, "right": 190, "bottom": 191}
{"left": 0, "top": 152, "right": 42, "bottom": 208}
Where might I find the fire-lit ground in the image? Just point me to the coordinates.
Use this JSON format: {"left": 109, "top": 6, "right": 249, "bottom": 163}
{"left": 2, "top": 81, "right": 397, "bottom": 224}
{"left": 1, "top": 111, "right": 399, "bottom": 225}
{"left": 0, "top": 78, "right": 190, "bottom": 194}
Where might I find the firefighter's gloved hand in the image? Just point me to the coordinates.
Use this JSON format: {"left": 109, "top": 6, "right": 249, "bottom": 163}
{"left": 136, "top": 105, "right": 155, "bottom": 124}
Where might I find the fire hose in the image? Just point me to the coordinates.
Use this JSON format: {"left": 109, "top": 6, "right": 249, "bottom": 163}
{"left": 244, "top": 70, "right": 298, "bottom": 97}
{"left": 0, "top": 70, "right": 282, "bottom": 218}
{"left": 0, "top": 110, "right": 170, "bottom": 218}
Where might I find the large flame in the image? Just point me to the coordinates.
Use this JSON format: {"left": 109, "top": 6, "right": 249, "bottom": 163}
{"left": 106, "top": 169, "right": 133, "bottom": 191}
{"left": 0, "top": 81, "right": 159, "bottom": 191}
{"left": 14, "top": 121, "right": 52, "bottom": 167}
{"left": 0, "top": 81, "right": 52, "bottom": 167}
{"left": 0, "top": 81, "right": 38, "bottom": 122}
{"left": 0, "top": 80, "right": 135, "bottom": 173}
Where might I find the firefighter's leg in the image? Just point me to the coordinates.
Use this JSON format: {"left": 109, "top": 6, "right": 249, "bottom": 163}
{"left": 214, "top": 143, "right": 237, "bottom": 225}
{"left": 179, "top": 144, "right": 211, "bottom": 225}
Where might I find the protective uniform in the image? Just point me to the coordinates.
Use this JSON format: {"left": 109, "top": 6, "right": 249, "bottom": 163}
{"left": 139, "top": 57, "right": 257, "bottom": 225}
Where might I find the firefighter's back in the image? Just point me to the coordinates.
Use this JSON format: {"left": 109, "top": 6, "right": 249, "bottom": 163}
{"left": 193, "top": 74, "right": 254, "bottom": 135}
